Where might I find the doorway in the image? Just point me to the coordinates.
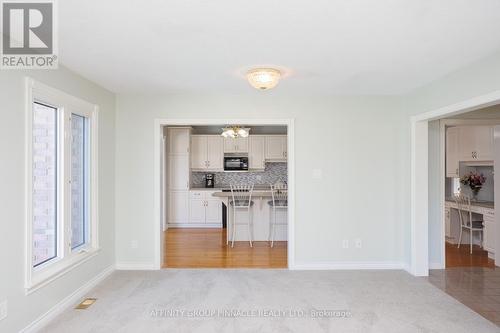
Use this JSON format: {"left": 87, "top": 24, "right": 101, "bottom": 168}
{"left": 154, "top": 119, "right": 295, "bottom": 269}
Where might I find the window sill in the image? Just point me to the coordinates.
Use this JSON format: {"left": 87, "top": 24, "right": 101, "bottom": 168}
{"left": 25, "top": 248, "right": 100, "bottom": 295}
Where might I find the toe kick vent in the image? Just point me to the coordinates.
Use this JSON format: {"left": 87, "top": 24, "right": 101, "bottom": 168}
{"left": 75, "top": 298, "right": 97, "bottom": 309}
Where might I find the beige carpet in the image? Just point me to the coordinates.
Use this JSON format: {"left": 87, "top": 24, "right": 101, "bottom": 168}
{"left": 42, "top": 269, "right": 499, "bottom": 332}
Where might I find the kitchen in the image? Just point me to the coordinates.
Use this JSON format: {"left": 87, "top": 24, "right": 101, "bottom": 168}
{"left": 163, "top": 125, "right": 289, "bottom": 268}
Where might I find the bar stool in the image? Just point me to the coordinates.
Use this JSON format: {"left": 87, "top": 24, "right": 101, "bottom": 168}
{"left": 268, "top": 183, "right": 288, "bottom": 247}
{"left": 454, "top": 194, "right": 484, "bottom": 254}
{"left": 229, "top": 184, "right": 254, "bottom": 247}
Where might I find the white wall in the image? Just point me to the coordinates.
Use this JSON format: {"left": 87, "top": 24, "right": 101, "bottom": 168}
{"left": 115, "top": 94, "right": 410, "bottom": 267}
{"left": 0, "top": 67, "right": 115, "bottom": 332}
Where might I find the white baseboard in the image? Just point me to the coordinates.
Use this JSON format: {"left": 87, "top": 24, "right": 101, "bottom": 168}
{"left": 115, "top": 262, "right": 158, "bottom": 270}
{"left": 290, "top": 261, "right": 405, "bottom": 270}
{"left": 21, "top": 265, "right": 115, "bottom": 333}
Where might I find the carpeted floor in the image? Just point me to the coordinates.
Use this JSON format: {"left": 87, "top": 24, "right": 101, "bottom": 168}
{"left": 42, "top": 269, "right": 500, "bottom": 332}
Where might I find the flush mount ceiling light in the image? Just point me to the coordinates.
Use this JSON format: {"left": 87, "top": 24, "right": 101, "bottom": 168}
{"left": 246, "top": 68, "right": 281, "bottom": 90}
{"left": 221, "top": 126, "right": 251, "bottom": 138}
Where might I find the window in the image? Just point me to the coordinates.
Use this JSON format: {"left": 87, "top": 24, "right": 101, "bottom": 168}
{"left": 26, "top": 79, "right": 98, "bottom": 292}
{"left": 71, "top": 114, "right": 89, "bottom": 249}
{"left": 32, "top": 102, "right": 58, "bottom": 266}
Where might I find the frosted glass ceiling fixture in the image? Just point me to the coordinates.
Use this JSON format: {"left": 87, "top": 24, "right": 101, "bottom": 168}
{"left": 246, "top": 68, "right": 281, "bottom": 90}
{"left": 221, "top": 126, "right": 250, "bottom": 138}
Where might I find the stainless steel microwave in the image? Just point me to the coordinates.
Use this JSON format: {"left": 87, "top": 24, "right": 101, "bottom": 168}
{"left": 224, "top": 156, "right": 248, "bottom": 171}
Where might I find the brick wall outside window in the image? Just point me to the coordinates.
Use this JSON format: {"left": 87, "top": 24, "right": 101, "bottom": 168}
{"left": 32, "top": 103, "right": 57, "bottom": 266}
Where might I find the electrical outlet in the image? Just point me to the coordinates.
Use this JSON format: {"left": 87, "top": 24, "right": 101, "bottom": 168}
{"left": 131, "top": 240, "right": 139, "bottom": 249}
{"left": 0, "top": 300, "right": 7, "bottom": 321}
{"left": 355, "top": 238, "right": 362, "bottom": 248}
{"left": 342, "top": 239, "right": 349, "bottom": 249}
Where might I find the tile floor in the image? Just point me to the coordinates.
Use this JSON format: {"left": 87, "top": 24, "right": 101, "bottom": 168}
{"left": 428, "top": 267, "right": 500, "bottom": 326}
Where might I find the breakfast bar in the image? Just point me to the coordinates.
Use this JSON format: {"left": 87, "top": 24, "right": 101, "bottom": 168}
{"left": 212, "top": 189, "right": 288, "bottom": 243}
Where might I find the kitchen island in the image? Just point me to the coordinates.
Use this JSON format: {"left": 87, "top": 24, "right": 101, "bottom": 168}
{"left": 212, "top": 189, "right": 287, "bottom": 244}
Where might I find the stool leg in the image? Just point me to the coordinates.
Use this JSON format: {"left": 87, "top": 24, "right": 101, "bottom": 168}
{"left": 457, "top": 227, "right": 463, "bottom": 249}
{"left": 247, "top": 206, "right": 253, "bottom": 247}
{"left": 470, "top": 227, "right": 473, "bottom": 254}
{"left": 271, "top": 207, "right": 276, "bottom": 248}
{"left": 231, "top": 208, "right": 236, "bottom": 248}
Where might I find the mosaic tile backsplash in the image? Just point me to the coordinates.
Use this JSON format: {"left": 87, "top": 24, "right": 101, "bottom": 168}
{"left": 192, "top": 162, "right": 287, "bottom": 188}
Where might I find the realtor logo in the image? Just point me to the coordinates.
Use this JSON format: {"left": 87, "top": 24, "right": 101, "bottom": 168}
{"left": 1, "top": 0, "right": 57, "bottom": 69}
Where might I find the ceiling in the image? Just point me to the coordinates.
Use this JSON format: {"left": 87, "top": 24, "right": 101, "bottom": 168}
{"left": 59, "top": 0, "right": 500, "bottom": 95}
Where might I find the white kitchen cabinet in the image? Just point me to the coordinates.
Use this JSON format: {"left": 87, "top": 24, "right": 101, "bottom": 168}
{"left": 249, "top": 136, "right": 266, "bottom": 169}
{"left": 265, "top": 135, "right": 287, "bottom": 160}
{"left": 483, "top": 213, "right": 495, "bottom": 253}
{"left": 168, "top": 155, "right": 190, "bottom": 190}
{"left": 224, "top": 137, "right": 248, "bottom": 153}
{"left": 191, "top": 135, "right": 223, "bottom": 171}
{"left": 189, "top": 198, "right": 206, "bottom": 224}
{"left": 189, "top": 191, "right": 222, "bottom": 226}
{"left": 205, "top": 199, "right": 222, "bottom": 224}
{"left": 167, "top": 127, "right": 190, "bottom": 154}
{"left": 446, "top": 127, "right": 459, "bottom": 178}
{"left": 445, "top": 206, "right": 451, "bottom": 238}
{"left": 168, "top": 191, "right": 190, "bottom": 224}
{"left": 207, "top": 136, "right": 224, "bottom": 169}
{"left": 458, "top": 126, "right": 493, "bottom": 162}
{"left": 167, "top": 127, "right": 191, "bottom": 226}
{"left": 191, "top": 136, "right": 207, "bottom": 169}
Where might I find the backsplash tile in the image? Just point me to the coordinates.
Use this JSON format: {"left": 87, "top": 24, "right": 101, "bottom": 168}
{"left": 192, "top": 162, "right": 287, "bottom": 188}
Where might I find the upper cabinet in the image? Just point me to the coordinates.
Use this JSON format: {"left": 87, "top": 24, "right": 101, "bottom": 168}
{"left": 223, "top": 137, "right": 249, "bottom": 153}
{"left": 191, "top": 135, "right": 223, "bottom": 171}
{"left": 168, "top": 127, "right": 190, "bottom": 154}
{"left": 446, "top": 127, "right": 459, "bottom": 177}
{"left": 265, "top": 135, "right": 287, "bottom": 161}
{"left": 446, "top": 125, "right": 494, "bottom": 177}
{"left": 458, "top": 126, "right": 493, "bottom": 162}
{"left": 249, "top": 136, "right": 266, "bottom": 170}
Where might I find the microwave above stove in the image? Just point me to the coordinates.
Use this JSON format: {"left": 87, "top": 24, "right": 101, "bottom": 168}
{"left": 224, "top": 156, "right": 248, "bottom": 171}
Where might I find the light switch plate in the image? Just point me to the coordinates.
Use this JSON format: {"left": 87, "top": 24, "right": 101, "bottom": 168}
{"left": 355, "top": 238, "right": 362, "bottom": 248}
{"left": 131, "top": 240, "right": 139, "bottom": 249}
{"left": 342, "top": 240, "right": 349, "bottom": 249}
{"left": 312, "top": 169, "right": 322, "bottom": 179}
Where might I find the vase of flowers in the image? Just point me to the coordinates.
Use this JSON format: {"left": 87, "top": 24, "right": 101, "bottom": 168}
{"left": 460, "top": 172, "right": 486, "bottom": 201}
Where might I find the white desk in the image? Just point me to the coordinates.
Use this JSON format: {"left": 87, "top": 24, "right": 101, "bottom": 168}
{"left": 445, "top": 198, "right": 495, "bottom": 255}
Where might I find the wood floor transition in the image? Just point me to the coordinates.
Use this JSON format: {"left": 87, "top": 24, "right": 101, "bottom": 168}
{"left": 163, "top": 228, "right": 287, "bottom": 268}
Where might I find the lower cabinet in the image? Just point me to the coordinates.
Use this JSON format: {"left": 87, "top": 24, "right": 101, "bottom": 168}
{"left": 188, "top": 191, "right": 222, "bottom": 227}
{"left": 168, "top": 191, "right": 190, "bottom": 224}
{"left": 483, "top": 216, "right": 495, "bottom": 253}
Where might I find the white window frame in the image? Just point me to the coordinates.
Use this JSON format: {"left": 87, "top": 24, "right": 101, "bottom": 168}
{"left": 25, "top": 78, "right": 99, "bottom": 293}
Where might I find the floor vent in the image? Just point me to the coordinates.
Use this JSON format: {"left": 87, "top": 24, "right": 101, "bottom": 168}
{"left": 75, "top": 298, "right": 97, "bottom": 309}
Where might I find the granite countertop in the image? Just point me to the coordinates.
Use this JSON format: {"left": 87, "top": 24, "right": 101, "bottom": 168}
{"left": 445, "top": 197, "right": 494, "bottom": 209}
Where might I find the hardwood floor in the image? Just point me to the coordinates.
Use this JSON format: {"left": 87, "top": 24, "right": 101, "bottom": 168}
{"left": 446, "top": 241, "right": 494, "bottom": 268}
{"left": 163, "top": 228, "right": 287, "bottom": 268}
